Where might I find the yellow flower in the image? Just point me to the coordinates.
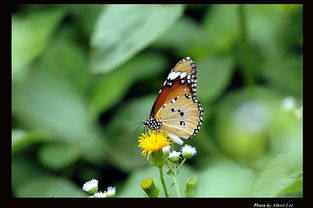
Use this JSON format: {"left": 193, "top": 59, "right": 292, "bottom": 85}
{"left": 138, "top": 130, "right": 172, "bottom": 159}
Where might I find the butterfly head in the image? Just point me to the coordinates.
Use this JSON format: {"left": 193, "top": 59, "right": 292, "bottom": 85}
{"left": 142, "top": 118, "right": 163, "bottom": 130}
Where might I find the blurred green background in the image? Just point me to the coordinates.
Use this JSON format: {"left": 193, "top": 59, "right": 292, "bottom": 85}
{"left": 12, "top": 4, "right": 302, "bottom": 197}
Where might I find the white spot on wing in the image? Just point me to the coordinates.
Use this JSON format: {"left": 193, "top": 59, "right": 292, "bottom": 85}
{"left": 180, "top": 72, "right": 187, "bottom": 78}
{"left": 168, "top": 72, "right": 180, "bottom": 80}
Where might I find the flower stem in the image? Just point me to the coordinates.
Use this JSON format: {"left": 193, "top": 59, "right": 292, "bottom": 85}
{"left": 172, "top": 173, "right": 181, "bottom": 197}
{"left": 176, "top": 158, "right": 186, "bottom": 173}
{"left": 166, "top": 161, "right": 182, "bottom": 197}
{"left": 158, "top": 166, "right": 169, "bottom": 198}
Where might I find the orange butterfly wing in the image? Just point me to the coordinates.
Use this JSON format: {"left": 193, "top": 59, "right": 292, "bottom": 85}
{"left": 156, "top": 94, "right": 203, "bottom": 139}
{"left": 150, "top": 57, "right": 197, "bottom": 118}
{"left": 147, "top": 57, "right": 203, "bottom": 139}
{"left": 150, "top": 81, "right": 191, "bottom": 118}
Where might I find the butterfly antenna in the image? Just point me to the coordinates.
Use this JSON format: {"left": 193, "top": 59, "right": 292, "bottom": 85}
{"left": 134, "top": 122, "right": 144, "bottom": 136}
{"left": 143, "top": 125, "right": 147, "bottom": 134}
{"left": 122, "top": 121, "right": 142, "bottom": 136}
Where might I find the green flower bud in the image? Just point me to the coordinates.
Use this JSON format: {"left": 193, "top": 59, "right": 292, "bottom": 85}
{"left": 166, "top": 167, "right": 173, "bottom": 175}
{"left": 150, "top": 150, "right": 166, "bottom": 167}
{"left": 184, "top": 178, "right": 198, "bottom": 197}
{"left": 140, "top": 178, "right": 159, "bottom": 198}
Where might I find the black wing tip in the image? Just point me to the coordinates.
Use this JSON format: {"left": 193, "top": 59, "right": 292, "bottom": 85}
{"left": 187, "top": 97, "right": 204, "bottom": 139}
{"left": 178, "top": 56, "right": 193, "bottom": 64}
{"left": 177, "top": 57, "right": 198, "bottom": 71}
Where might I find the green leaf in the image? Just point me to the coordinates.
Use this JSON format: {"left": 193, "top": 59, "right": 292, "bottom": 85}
{"left": 38, "top": 26, "right": 90, "bottom": 91}
{"left": 245, "top": 5, "right": 302, "bottom": 59}
{"left": 152, "top": 17, "right": 203, "bottom": 49}
{"left": 203, "top": 5, "right": 240, "bottom": 54}
{"left": 261, "top": 54, "right": 302, "bottom": 97}
{"left": 38, "top": 143, "right": 81, "bottom": 171}
{"left": 103, "top": 95, "right": 157, "bottom": 171}
{"left": 12, "top": 69, "right": 108, "bottom": 163}
{"left": 16, "top": 176, "right": 87, "bottom": 197}
{"left": 12, "top": 156, "right": 53, "bottom": 190}
{"left": 12, "top": 8, "right": 65, "bottom": 79}
{"left": 118, "top": 165, "right": 197, "bottom": 197}
{"left": 197, "top": 160, "right": 256, "bottom": 197}
{"left": 68, "top": 5, "right": 105, "bottom": 37}
{"left": 107, "top": 95, "right": 156, "bottom": 134}
{"left": 277, "top": 174, "right": 303, "bottom": 197}
{"left": 12, "top": 129, "right": 50, "bottom": 153}
{"left": 197, "top": 56, "right": 235, "bottom": 102}
{"left": 90, "top": 4, "right": 184, "bottom": 73}
{"left": 252, "top": 153, "right": 302, "bottom": 197}
{"left": 152, "top": 17, "right": 207, "bottom": 58}
{"left": 89, "top": 53, "right": 167, "bottom": 117}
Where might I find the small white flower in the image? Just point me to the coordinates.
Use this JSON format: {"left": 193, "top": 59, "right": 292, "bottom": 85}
{"left": 168, "top": 150, "right": 180, "bottom": 163}
{"left": 107, "top": 186, "right": 116, "bottom": 198}
{"left": 93, "top": 191, "right": 107, "bottom": 198}
{"left": 181, "top": 144, "right": 197, "bottom": 159}
{"left": 162, "top": 145, "right": 171, "bottom": 152}
{"left": 162, "top": 145, "right": 171, "bottom": 156}
{"left": 168, "top": 134, "right": 183, "bottom": 145}
{"left": 82, "top": 179, "right": 98, "bottom": 194}
{"left": 281, "top": 96, "right": 296, "bottom": 111}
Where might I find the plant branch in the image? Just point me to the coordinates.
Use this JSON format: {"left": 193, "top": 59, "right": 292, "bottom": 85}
{"left": 158, "top": 166, "right": 169, "bottom": 198}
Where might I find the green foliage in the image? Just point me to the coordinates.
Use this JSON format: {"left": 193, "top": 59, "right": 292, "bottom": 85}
{"left": 16, "top": 176, "right": 87, "bottom": 197}
{"left": 203, "top": 5, "right": 241, "bottom": 54}
{"left": 152, "top": 16, "right": 205, "bottom": 58}
{"left": 68, "top": 5, "right": 105, "bottom": 37}
{"left": 12, "top": 8, "right": 65, "bottom": 79}
{"left": 12, "top": 68, "right": 109, "bottom": 164}
{"left": 12, "top": 156, "right": 52, "bottom": 189}
{"left": 12, "top": 129, "right": 50, "bottom": 152}
{"left": 197, "top": 160, "right": 256, "bottom": 197}
{"left": 118, "top": 165, "right": 197, "bottom": 197}
{"left": 216, "top": 87, "right": 280, "bottom": 160}
{"left": 90, "top": 5, "right": 184, "bottom": 73}
{"left": 252, "top": 153, "right": 302, "bottom": 197}
{"left": 89, "top": 53, "right": 167, "bottom": 117}
{"left": 38, "top": 143, "right": 81, "bottom": 171}
{"left": 12, "top": 4, "right": 302, "bottom": 198}
{"left": 38, "top": 26, "right": 90, "bottom": 91}
{"left": 197, "top": 56, "right": 235, "bottom": 102}
{"left": 104, "top": 95, "right": 157, "bottom": 172}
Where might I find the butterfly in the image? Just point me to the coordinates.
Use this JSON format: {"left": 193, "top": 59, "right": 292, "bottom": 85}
{"left": 142, "top": 57, "right": 204, "bottom": 140}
